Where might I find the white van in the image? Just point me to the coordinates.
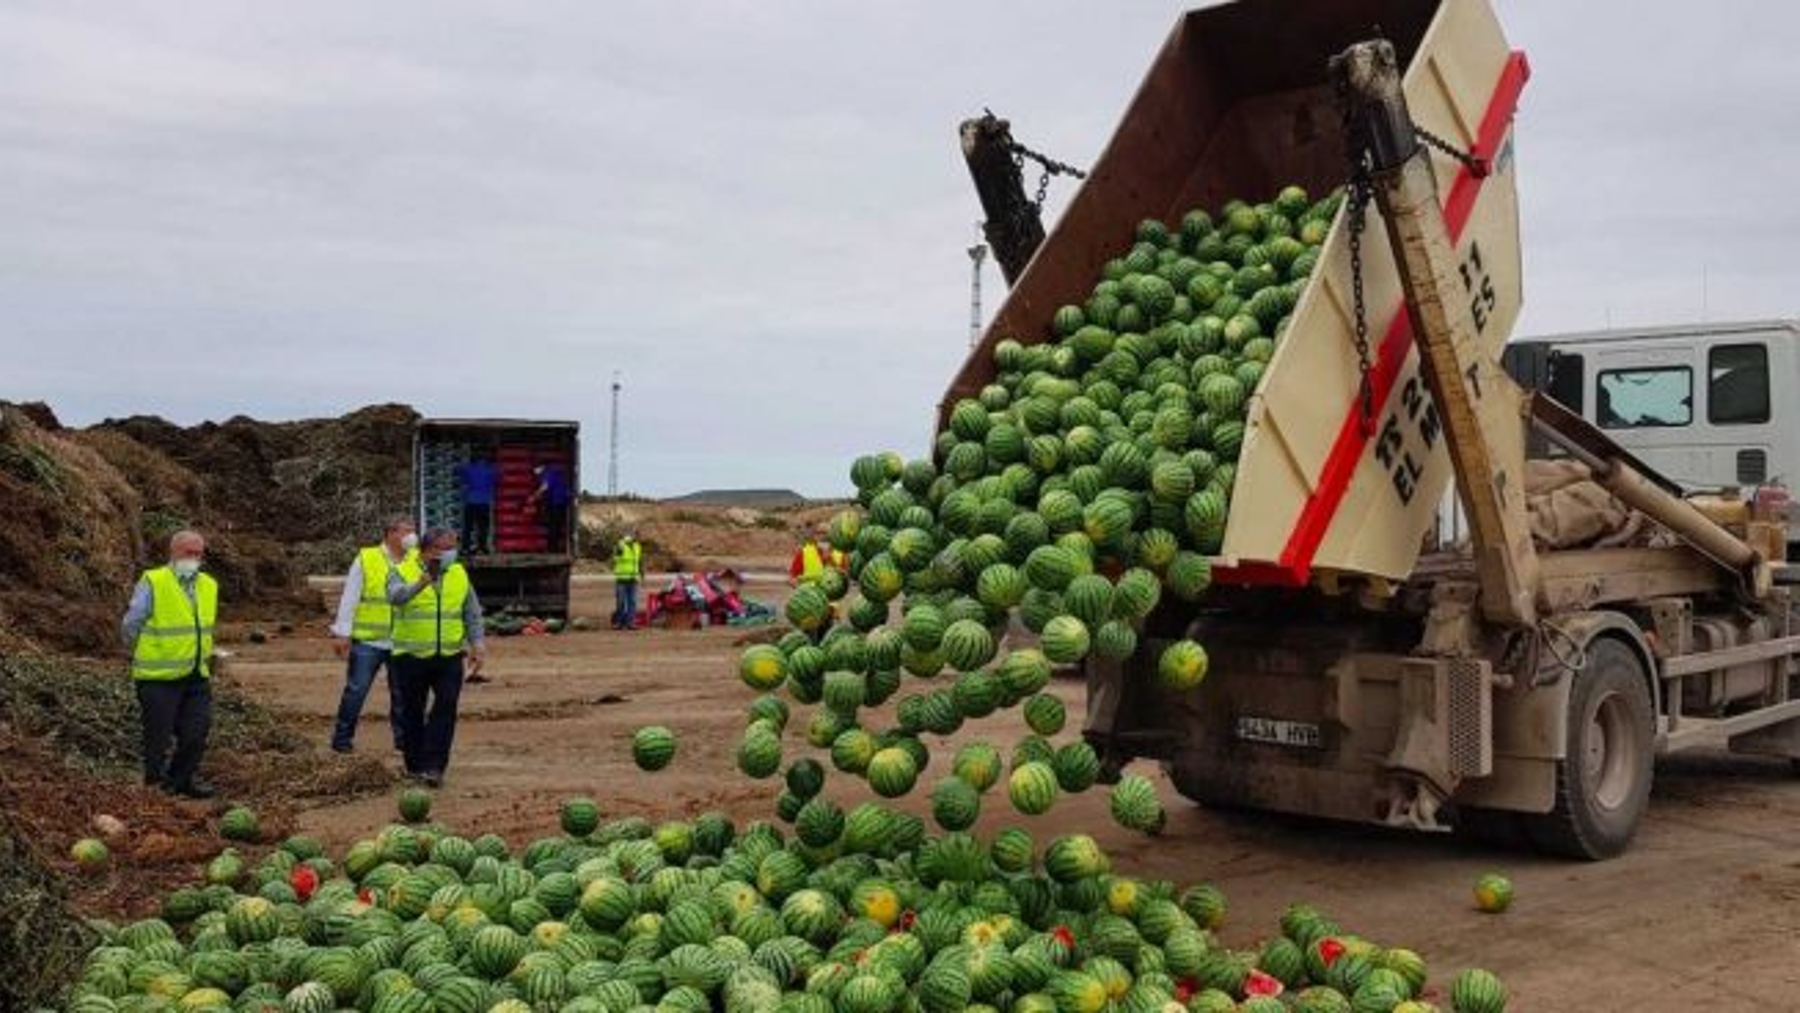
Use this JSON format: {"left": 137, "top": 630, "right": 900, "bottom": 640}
{"left": 1502, "top": 320, "right": 1800, "bottom": 495}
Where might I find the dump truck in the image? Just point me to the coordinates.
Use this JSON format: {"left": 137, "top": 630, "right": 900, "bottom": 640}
{"left": 413, "top": 418, "right": 579, "bottom": 620}
{"left": 949, "top": 0, "right": 1799, "bottom": 858}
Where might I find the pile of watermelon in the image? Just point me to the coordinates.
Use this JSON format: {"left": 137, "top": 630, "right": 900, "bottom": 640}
{"left": 731, "top": 187, "right": 1342, "bottom": 829}
{"left": 62, "top": 797, "right": 1507, "bottom": 1012}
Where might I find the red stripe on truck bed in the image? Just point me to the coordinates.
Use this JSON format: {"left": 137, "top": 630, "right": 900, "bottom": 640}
{"left": 1215, "top": 50, "right": 1530, "bottom": 588}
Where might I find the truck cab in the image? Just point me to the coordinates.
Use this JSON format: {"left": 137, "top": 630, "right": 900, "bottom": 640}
{"left": 1504, "top": 320, "right": 1799, "bottom": 495}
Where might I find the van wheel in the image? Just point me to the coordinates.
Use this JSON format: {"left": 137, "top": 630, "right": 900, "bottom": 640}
{"left": 1523, "top": 638, "right": 1654, "bottom": 860}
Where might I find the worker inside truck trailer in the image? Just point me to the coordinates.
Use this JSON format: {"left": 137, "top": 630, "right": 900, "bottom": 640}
{"left": 454, "top": 455, "right": 497, "bottom": 555}
{"left": 529, "top": 461, "right": 572, "bottom": 550}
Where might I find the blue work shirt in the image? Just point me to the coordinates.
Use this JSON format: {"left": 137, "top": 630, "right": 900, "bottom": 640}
{"left": 540, "top": 466, "right": 571, "bottom": 507}
{"left": 456, "top": 461, "right": 498, "bottom": 506}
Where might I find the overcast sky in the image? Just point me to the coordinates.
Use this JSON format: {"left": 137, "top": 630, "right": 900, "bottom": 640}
{"left": 3, "top": 1, "right": 1795, "bottom": 498}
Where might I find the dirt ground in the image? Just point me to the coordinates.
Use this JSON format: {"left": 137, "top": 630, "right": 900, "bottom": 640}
{"left": 222, "top": 580, "right": 1800, "bottom": 1012}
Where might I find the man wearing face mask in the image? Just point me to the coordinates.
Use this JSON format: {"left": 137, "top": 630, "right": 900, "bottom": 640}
{"left": 326, "top": 516, "right": 419, "bottom": 754}
{"left": 387, "top": 527, "right": 486, "bottom": 786}
{"left": 121, "top": 529, "right": 219, "bottom": 799}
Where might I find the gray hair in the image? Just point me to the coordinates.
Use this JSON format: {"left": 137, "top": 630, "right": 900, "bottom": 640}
{"left": 422, "top": 526, "right": 459, "bottom": 549}
{"left": 385, "top": 515, "right": 417, "bottom": 535}
{"left": 168, "top": 529, "right": 205, "bottom": 553}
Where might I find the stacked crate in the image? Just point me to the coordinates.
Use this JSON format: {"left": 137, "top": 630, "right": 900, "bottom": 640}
{"left": 492, "top": 444, "right": 575, "bottom": 554}
{"left": 494, "top": 445, "right": 544, "bottom": 553}
{"left": 419, "top": 442, "right": 470, "bottom": 535}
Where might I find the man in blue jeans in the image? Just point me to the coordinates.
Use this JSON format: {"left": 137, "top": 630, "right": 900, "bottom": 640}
{"left": 327, "top": 516, "right": 418, "bottom": 754}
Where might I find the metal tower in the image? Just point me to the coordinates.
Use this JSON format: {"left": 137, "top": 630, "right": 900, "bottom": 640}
{"left": 607, "top": 371, "right": 622, "bottom": 497}
{"left": 967, "top": 227, "right": 989, "bottom": 347}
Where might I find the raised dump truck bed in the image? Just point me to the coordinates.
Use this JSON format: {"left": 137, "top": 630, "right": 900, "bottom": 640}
{"left": 950, "top": 0, "right": 1800, "bottom": 859}
{"left": 948, "top": 0, "right": 1527, "bottom": 587}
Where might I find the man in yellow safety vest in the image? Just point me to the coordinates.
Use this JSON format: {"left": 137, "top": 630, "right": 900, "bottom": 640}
{"left": 386, "top": 527, "right": 486, "bottom": 787}
{"left": 120, "top": 529, "right": 219, "bottom": 798}
{"left": 327, "top": 515, "right": 418, "bottom": 754}
{"left": 612, "top": 532, "right": 644, "bottom": 630}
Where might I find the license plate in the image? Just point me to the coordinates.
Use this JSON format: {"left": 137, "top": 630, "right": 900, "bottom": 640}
{"left": 1235, "top": 716, "right": 1322, "bottom": 749}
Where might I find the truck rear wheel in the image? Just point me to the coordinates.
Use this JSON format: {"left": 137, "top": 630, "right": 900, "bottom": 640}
{"left": 1524, "top": 638, "right": 1654, "bottom": 859}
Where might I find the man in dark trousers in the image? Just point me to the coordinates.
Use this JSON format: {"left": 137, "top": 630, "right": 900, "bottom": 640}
{"left": 386, "top": 527, "right": 486, "bottom": 786}
{"left": 528, "top": 462, "right": 573, "bottom": 550}
{"left": 121, "top": 529, "right": 219, "bottom": 798}
{"left": 455, "top": 456, "right": 497, "bottom": 555}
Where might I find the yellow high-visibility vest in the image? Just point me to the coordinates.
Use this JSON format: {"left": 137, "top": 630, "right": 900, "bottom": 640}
{"left": 351, "top": 545, "right": 417, "bottom": 643}
{"left": 614, "top": 539, "right": 643, "bottom": 580}
{"left": 131, "top": 566, "right": 218, "bottom": 681}
{"left": 391, "top": 559, "right": 471, "bottom": 658}
{"left": 799, "top": 543, "right": 827, "bottom": 582}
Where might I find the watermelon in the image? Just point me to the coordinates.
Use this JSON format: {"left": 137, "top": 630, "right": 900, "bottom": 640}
{"left": 1039, "top": 615, "right": 1090, "bottom": 665}
{"left": 1472, "top": 873, "right": 1513, "bottom": 914}
{"left": 70, "top": 838, "right": 110, "bottom": 874}
{"left": 1081, "top": 495, "right": 1134, "bottom": 548}
{"left": 1062, "top": 574, "right": 1114, "bottom": 629}
{"left": 747, "top": 693, "right": 790, "bottom": 732}
{"left": 1051, "top": 741, "right": 1101, "bottom": 793}
{"left": 975, "top": 563, "right": 1027, "bottom": 611}
{"left": 1108, "top": 775, "right": 1166, "bottom": 835}
{"left": 218, "top": 807, "right": 259, "bottom": 842}
{"left": 831, "top": 728, "right": 877, "bottom": 774}
{"left": 632, "top": 725, "right": 677, "bottom": 771}
{"left": 1022, "top": 693, "right": 1066, "bottom": 736}
{"left": 903, "top": 604, "right": 948, "bottom": 652}
{"left": 930, "top": 777, "right": 981, "bottom": 832}
{"left": 396, "top": 788, "right": 432, "bottom": 824}
{"left": 1450, "top": 968, "right": 1507, "bottom": 1013}
{"left": 857, "top": 553, "right": 903, "bottom": 604}
{"left": 551, "top": 800, "right": 600, "bottom": 841}
{"left": 1007, "top": 762, "right": 1059, "bottom": 816}
{"left": 951, "top": 742, "right": 1003, "bottom": 792}
{"left": 866, "top": 747, "right": 920, "bottom": 798}
{"left": 941, "top": 619, "right": 998, "bottom": 673}
{"left": 1111, "top": 568, "right": 1161, "bottom": 620}
{"left": 738, "top": 725, "right": 783, "bottom": 779}
{"left": 1018, "top": 588, "right": 1064, "bottom": 633}
{"left": 222, "top": 896, "right": 278, "bottom": 945}
{"left": 785, "top": 584, "right": 831, "bottom": 634}
{"left": 739, "top": 644, "right": 788, "bottom": 690}
{"left": 1157, "top": 640, "right": 1209, "bottom": 692}
{"left": 1165, "top": 551, "right": 1213, "bottom": 600}
{"left": 1024, "top": 544, "right": 1080, "bottom": 593}
{"left": 1092, "top": 620, "right": 1138, "bottom": 661}
{"left": 794, "top": 798, "right": 845, "bottom": 849}
{"left": 952, "top": 670, "right": 1003, "bottom": 718}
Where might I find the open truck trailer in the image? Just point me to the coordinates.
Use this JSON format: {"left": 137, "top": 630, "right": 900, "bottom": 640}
{"left": 414, "top": 418, "right": 579, "bottom": 620}
{"left": 953, "top": 0, "right": 1800, "bottom": 858}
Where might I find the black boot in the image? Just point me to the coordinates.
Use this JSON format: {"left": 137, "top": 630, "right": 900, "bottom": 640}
{"left": 171, "top": 777, "right": 217, "bottom": 800}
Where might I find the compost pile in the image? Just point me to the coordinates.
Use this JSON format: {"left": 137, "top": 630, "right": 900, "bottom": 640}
{"left": 0, "top": 402, "right": 416, "bottom": 654}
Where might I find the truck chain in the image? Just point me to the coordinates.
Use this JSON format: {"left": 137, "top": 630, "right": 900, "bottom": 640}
{"left": 1334, "top": 73, "right": 1378, "bottom": 436}
{"left": 1413, "top": 123, "right": 1490, "bottom": 178}
{"left": 1004, "top": 131, "right": 1088, "bottom": 215}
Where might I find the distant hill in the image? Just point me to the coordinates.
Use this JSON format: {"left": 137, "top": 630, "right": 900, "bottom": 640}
{"left": 670, "top": 488, "right": 809, "bottom": 508}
